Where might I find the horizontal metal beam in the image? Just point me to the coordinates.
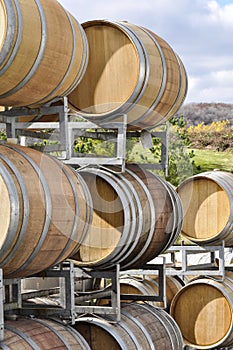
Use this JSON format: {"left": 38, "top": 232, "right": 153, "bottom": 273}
{"left": 63, "top": 157, "right": 124, "bottom": 166}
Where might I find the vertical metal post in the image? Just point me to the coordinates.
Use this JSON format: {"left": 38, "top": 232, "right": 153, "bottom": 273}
{"left": 59, "top": 262, "right": 76, "bottom": 324}
{"left": 162, "top": 122, "right": 169, "bottom": 177}
{"left": 59, "top": 97, "right": 70, "bottom": 159}
{"left": 6, "top": 117, "right": 16, "bottom": 139}
{"left": 111, "top": 264, "right": 121, "bottom": 322}
{"left": 65, "top": 262, "right": 75, "bottom": 324}
{"left": 160, "top": 259, "right": 167, "bottom": 309}
{"left": 182, "top": 245, "right": 188, "bottom": 273}
{"left": 219, "top": 241, "right": 225, "bottom": 279}
{"left": 116, "top": 114, "right": 127, "bottom": 172}
{"left": 0, "top": 269, "right": 4, "bottom": 342}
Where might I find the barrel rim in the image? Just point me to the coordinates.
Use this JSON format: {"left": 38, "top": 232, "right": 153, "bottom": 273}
{"left": 0, "top": 153, "right": 29, "bottom": 266}
{"left": 75, "top": 316, "right": 129, "bottom": 350}
{"left": 0, "top": 158, "right": 20, "bottom": 260}
{"left": 77, "top": 167, "right": 136, "bottom": 266}
{"left": 27, "top": 11, "right": 89, "bottom": 107}
{"left": 177, "top": 171, "right": 233, "bottom": 243}
{"left": 170, "top": 278, "right": 233, "bottom": 349}
{"left": 69, "top": 19, "right": 148, "bottom": 120}
{"left": 3, "top": 145, "right": 52, "bottom": 278}
{"left": 0, "top": 0, "right": 21, "bottom": 73}
{"left": 0, "top": 0, "right": 47, "bottom": 100}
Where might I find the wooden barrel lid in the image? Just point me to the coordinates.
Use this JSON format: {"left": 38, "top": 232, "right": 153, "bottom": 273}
{"left": 69, "top": 20, "right": 142, "bottom": 115}
{"left": 177, "top": 176, "right": 231, "bottom": 241}
{"left": 77, "top": 172, "right": 124, "bottom": 264}
{"left": 171, "top": 282, "right": 233, "bottom": 348}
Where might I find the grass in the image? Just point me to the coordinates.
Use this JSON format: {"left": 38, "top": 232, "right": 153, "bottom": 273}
{"left": 127, "top": 142, "right": 160, "bottom": 163}
{"left": 128, "top": 142, "right": 233, "bottom": 172}
{"left": 192, "top": 148, "right": 233, "bottom": 173}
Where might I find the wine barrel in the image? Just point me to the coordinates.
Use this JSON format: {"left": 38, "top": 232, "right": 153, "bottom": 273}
{"left": 0, "top": 144, "right": 92, "bottom": 278}
{"left": 176, "top": 171, "right": 233, "bottom": 245}
{"left": 0, "top": 0, "right": 88, "bottom": 107}
{"left": 1, "top": 317, "right": 91, "bottom": 349}
{"left": 71, "top": 164, "right": 183, "bottom": 269}
{"left": 68, "top": 20, "right": 187, "bottom": 130}
{"left": 74, "top": 302, "right": 183, "bottom": 350}
{"left": 96, "top": 274, "right": 184, "bottom": 309}
{"left": 170, "top": 271, "right": 233, "bottom": 349}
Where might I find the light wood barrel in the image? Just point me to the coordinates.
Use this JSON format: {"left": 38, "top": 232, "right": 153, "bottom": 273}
{"left": 74, "top": 302, "right": 183, "bottom": 350}
{"left": 176, "top": 171, "right": 233, "bottom": 245}
{"left": 170, "top": 271, "right": 233, "bottom": 349}
{"left": 71, "top": 164, "right": 183, "bottom": 269}
{"left": 96, "top": 274, "right": 184, "bottom": 309}
{"left": 0, "top": 0, "right": 88, "bottom": 107}
{"left": 1, "top": 317, "right": 91, "bottom": 349}
{"left": 0, "top": 144, "right": 92, "bottom": 278}
{"left": 68, "top": 20, "right": 187, "bottom": 130}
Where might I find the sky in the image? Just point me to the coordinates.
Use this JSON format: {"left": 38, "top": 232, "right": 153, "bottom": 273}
{"left": 58, "top": 0, "right": 233, "bottom": 104}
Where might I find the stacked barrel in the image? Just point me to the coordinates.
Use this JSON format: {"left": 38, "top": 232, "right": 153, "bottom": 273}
{"left": 168, "top": 171, "right": 233, "bottom": 349}
{"left": 0, "top": 0, "right": 189, "bottom": 349}
{"left": 68, "top": 20, "right": 188, "bottom": 130}
{"left": 0, "top": 3, "right": 187, "bottom": 129}
{"left": 0, "top": 144, "right": 92, "bottom": 278}
{"left": 0, "top": 0, "right": 88, "bottom": 107}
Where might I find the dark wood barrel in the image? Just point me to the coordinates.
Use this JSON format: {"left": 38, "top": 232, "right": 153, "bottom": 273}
{"left": 170, "top": 271, "right": 233, "bottom": 349}
{"left": 1, "top": 317, "right": 91, "bottom": 349}
{"left": 68, "top": 20, "right": 187, "bottom": 130}
{"left": 74, "top": 302, "right": 183, "bottom": 350}
{"left": 0, "top": 144, "right": 92, "bottom": 278}
{"left": 176, "top": 171, "right": 233, "bottom": 245}
{"left": 0, "top": 0, "right": 88, "bottom": 107}
{"left": 70, "top": 164, "right": 183, "bottom": 269}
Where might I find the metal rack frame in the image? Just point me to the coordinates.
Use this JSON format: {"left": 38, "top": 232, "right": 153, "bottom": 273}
{"left": 0, "top": 262, "right": 166, "bottom": 341}
{"left": 165, "top": 242, "right": 226, "bottom": 278}
{"left": 0, "top": 99, "right": 169, "bottom": 174}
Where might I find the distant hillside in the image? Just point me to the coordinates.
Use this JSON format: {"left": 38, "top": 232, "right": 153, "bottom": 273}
{"left": 175, "top": 103, "right": 233, "bottom": 126}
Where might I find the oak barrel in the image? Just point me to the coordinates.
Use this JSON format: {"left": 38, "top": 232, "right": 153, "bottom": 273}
{"left": 71, "top": 164, "right": 183, "bottom": 269}
{"left": 176, "top": 171, "right": 233, "bottom": 245}
{"left": 68, "top": 20, "right": 187, "bottom": 130}
{"left": 170, "top": 271, "right": 233, "bottom": 349}
{"left": 0, "top": 0, "right": 88, "bottom": 107}
{"left": 97, "top": 274, "right": 184, "bottom": 309}
{"left": 74, "top": 302, "right": 183, "bottom": 350}
{"left": 1, "top": 317, "right": 91, "bottom": 349}
{"left": 0, "top": 144, "right": 92, "bottom": 278}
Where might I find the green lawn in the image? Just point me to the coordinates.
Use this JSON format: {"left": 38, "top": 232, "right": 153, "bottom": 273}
{"left": 127, "top": 142, "right": 233, "bottom": 174}
{"left": 192, "top": 148, "right": 233, "bottom": 173}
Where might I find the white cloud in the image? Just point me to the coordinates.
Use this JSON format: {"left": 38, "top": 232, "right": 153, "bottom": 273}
{"left": 207, "top": 0, "right": 233, "bottom": 26}
{"left": 58, "top": 0, "right": 233, "bottom": 104}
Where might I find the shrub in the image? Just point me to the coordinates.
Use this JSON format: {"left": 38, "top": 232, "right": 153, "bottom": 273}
{"left": 186, "top": 120, "right": 233, "bottom": 151}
